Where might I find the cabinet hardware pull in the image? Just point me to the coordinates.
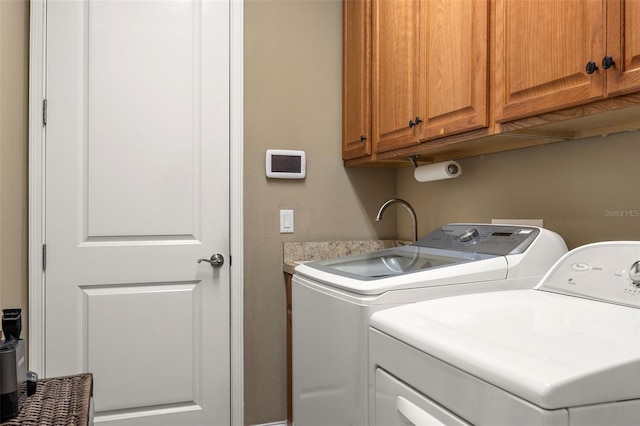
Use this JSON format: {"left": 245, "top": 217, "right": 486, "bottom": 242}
{"left": 585, "top": 61, "right": 598, "bottom": 75}
{"left": 360, "top": 135, "right": 367, "bottom": 142}
{"left": 409, "top": 116, "right": 423, "bottom": 128}
{"left": 602, "top": 56, "right": 615, "bottom": 69}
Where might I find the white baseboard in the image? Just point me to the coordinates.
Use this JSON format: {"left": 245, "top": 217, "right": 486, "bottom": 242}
{"left": 251, "top": 422, "right": 287, "bottom": 426}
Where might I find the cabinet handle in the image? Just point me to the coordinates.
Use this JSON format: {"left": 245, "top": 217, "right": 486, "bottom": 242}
{"left": 360, "top": 135, "right": 367, "bottom": 142}
{"left": 408, "top": 116, "right": 423, "bottom": 128}
{"left": 602, "top": 55, "right": 615, "bottom": 69}
{"left": 585, "top": 61, "right": 598, "bottom": 75}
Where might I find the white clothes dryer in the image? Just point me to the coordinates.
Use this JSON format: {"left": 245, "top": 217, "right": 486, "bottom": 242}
{"left": 292, "top": 224, "right": 567, "bottom": 426}
{"left": 370, "top": 241, "right": 640, "bottom": 426}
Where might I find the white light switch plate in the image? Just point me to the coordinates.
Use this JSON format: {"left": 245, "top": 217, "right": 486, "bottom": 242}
{"left": 280, "top": 209, "right": 294, "bottom": 233}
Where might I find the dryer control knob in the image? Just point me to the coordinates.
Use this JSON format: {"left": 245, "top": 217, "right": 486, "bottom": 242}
{"left": 629, "top": 261, "right": 640, "bottom": 286}
{"left": 459, "top": 228, "right": 479, "bottom": 242}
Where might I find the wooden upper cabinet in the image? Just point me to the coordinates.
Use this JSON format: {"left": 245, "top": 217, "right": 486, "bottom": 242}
{"left": 494, "top": 0, "right": 606, "bottom": 122}
{"left": 495, "top": 0, "right": 640, "bottom": 123}
{"left": 343, "top": 0, "right": 372, "bottom": 160}
{"left": 606, "top": 0, "right": 640, "bottom": 96}
{"left": 343, "top": 0, "right": 640, "bottom": 166}
{"left": 372, "top": 0, "right": 489, "bottom": 154}
{"left": 372, "top": 0, "right": 421, "bottom": 153}
{"left": 419, "top": 0, "right": 489, "bottom": 141}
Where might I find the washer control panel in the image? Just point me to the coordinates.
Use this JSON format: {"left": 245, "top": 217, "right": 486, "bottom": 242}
{"left": 539, "top": 241, "right": 640, "bottom": 308}
{"left": 415, "top": 224, "right": 541, "bottom": 256}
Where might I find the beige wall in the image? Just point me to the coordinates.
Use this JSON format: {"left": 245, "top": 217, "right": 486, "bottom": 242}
{"left": 0, "top": 0, "right": 29, "bottom": 335}
{"left": 397, "top": 131, "right": 640, "bottom": 248}
{"left": 243, "top": 1, "right": 640, "bottom": 423}
{"left": 243, "top": 0, "right": 396, "bottom": 423}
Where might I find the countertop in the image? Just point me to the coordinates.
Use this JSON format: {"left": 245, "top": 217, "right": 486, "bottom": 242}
{"left": 283, "top": 240, "right": 407, "bottom": 275}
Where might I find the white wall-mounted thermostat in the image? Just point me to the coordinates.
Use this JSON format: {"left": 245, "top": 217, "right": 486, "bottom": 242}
{"left": 266, "top": 149, "right": 306, "bottom": 179}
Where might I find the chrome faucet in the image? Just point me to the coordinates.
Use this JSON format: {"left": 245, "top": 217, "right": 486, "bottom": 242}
{"left": 376, "top": 198, "right": 418, "bottom": 242}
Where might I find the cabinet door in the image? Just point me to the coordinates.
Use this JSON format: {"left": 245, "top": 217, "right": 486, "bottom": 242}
{"left": 606, "top": 0, "right": 640, "bottom": 96}
{"left": 494, "top": 0, "right": 605, "bottom": 122}
{"left": 372, "top": 0, "right": 421, "bottom": 153}
{"left": 419, "top": 0, "right": 489, "bottom": 141}
{"left": 343, "top": 0, "right": 372, "bottom": 160}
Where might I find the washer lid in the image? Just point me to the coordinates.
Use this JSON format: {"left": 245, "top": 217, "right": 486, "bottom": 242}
{"left": 370, "top": 289, "right": 640, "bottom": 409}
{"left": 295, "top": 252, "right": 507, "bottom": 295}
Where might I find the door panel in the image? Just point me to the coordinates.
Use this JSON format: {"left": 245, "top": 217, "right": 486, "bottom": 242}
{"left": 494, "top": 0, "right": 605, "bottom": 122}
{"left": 85, "top": 283, "right": 198, "bottom": 411}
{"left": 606, "top": 0, "right": 640, "bottom": 96}
{"left": 46, "top": 1, "right": 230, "bottom": 424}
{"left": 372, "top": 0, "right": 420, "bottom": 153}
{"left": 343, "top": 0, "right": 372, "bottom": 160}
{"left": 87, "top": 0, "right": 197, "bottom": 237}
{"left": 420, "top": 0, "right": 488, "bottom": 140}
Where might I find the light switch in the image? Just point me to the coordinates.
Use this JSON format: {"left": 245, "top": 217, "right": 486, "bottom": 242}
{"left": 280, "top": 209, "right": 294, "bottom": 233}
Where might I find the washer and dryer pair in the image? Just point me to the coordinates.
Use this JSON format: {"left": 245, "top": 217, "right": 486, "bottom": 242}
{"left": 292, "top": 223, "right": 568, "bottom": 425}
{"left": 370, "top": 241, "right": 640, "bottom": 425}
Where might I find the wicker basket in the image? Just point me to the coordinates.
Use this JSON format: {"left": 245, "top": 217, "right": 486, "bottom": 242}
{"left": 1, "top": 373, "right": 93, "bottom": 426}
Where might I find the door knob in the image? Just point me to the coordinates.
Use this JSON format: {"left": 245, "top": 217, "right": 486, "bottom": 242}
{"left": 198, "top": 253, "right": 225, "bottom": 267}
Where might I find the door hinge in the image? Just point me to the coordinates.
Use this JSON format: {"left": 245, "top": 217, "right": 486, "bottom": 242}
{"left": 43, "top": 99, "right": 47, "bottom": 126}
{"left": 42, "top": 244, "right": 47, "bottom": 271}
{"left": 229, "top": 255, "right": 232, "bottom": 266}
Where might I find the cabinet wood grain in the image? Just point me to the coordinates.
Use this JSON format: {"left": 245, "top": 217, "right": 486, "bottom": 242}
{"left": 372, "top": 0, "right": 489, "bottom": 154}
{"left": 606, "top": 0, "right": 640, "bottom": 96}
{"left": 494, "top": 0, "right": 605, "bottom": 122}
{"left": 372, "top": 0, "right": 421, "bottom": 152}
{"left": 343, "top": 0, "right": 640, "bottom": 167}
{"left": 343, "top": 0, "right": 372, "bottom": 160}
{"left": 419, "top": 0, "right": 489, "bottom": 140}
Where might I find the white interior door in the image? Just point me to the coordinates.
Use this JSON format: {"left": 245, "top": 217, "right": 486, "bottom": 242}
{"left": 44, "top": 0, "right": 230, "bottom": 424}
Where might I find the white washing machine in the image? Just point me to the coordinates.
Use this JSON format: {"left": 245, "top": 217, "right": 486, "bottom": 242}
{"left": 292, "top": 223, "right": 567, "bottom": 426}
{"left": 370, "top": 241, "right": 640, "bottom": 426}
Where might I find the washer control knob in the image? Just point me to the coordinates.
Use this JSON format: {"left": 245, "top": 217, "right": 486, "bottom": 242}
{"left": 629, "top": 261, "right": 640, "bottom": 287}
{"left": 459, "top": 228, "right": 479, "bottom": 242}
